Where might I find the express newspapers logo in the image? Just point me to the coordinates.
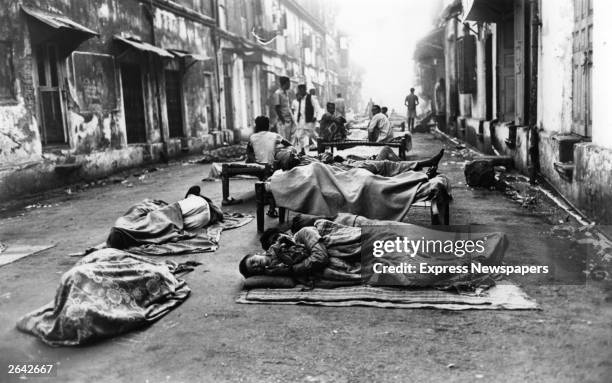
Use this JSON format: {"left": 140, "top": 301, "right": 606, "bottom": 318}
{"left": 368, "top": 235, "right": 549, "bottom": 276}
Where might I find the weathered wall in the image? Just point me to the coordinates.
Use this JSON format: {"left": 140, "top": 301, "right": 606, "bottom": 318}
{"left": 154, "top": 7, "right": 216, "bottom": 152}
{"left": 0, "top": 1, "right": 41, "bottom": 169}
{"left": 592, "top": 0, "right": 612, "bottom": 149}
{"left": 537, "top": 0, "right": 574, "bottom": 135}
{"left": 0, "top": 0, "right": 221, "bottom": 200}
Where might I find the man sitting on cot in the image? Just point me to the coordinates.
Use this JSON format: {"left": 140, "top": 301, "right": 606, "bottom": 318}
{"left": 246, "top": 115, "right": 293, "bottom": 165}
{"left": 239, "top": 214, "right": 506, "bottom": 289}
{"left": 246, "top": 114, "right": 436, "bottom": 176}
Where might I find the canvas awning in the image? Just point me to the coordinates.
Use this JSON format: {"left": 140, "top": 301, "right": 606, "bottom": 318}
{"left": 167, "top": 49, "right": 213, "bottom": 71}
{"left": 167, "top": 49, "right": 210, "bottom": 62}
{"left": 21, "top": 5, "right": 99, "bottom": 56}
{"left": 461, "top": 0, "right": 513, "bottom": 22}
{"left": 113, "top": 35, "right": 174, "bottom": 58}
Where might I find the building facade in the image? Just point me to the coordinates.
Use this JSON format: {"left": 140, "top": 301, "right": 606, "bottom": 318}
{"left": 0, "top": 0, "right": 361, "bottom": 200}
{"left": 416, "top": 0, "right": 612, "bottom": 224}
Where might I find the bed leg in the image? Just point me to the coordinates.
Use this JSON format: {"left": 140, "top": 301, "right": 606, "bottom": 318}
{"left": 399, "top": 138, "right": 407, "bottom": 160}
{"left": 255, "top": 182, "right": 265, "bottom": 232}
{"left": 221, "top": 173, "right": 230, "bottom": 202}
{"left": 278, "top": 207, "right": 286, "bottom": 224}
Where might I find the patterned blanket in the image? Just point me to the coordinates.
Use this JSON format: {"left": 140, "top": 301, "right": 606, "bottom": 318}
{"left": 17, "top": 249, "right": 193, "bottom": 346}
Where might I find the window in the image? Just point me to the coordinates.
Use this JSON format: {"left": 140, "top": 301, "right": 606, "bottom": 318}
{"left": 572, "top": 0, "right": 593, "bottom": 136}
{"left": 0, "top": 41, "right": 16, "bottom": 101}
{"left": 35, "top": 43, "right": 67, "bottom": 145}
{"left": 218, "top": 0, "right": 227, "bottom": 30}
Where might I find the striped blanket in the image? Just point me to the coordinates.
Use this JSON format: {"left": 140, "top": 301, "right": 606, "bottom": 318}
{"left": 236, "top": 283, "right": 538, "bottom": 310}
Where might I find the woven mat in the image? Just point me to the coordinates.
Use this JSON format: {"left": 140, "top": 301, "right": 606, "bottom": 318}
{"left": 236, "top": 282, "right": 539, "bottom": 310}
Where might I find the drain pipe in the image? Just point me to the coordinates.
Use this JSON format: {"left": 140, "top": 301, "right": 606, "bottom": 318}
{"left": 528, "top": 0, "right": 541, "bottom": 184}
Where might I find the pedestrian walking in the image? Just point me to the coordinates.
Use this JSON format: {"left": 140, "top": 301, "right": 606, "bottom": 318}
{"left": 272, "top": 76, "right": 295, "bottom": 142}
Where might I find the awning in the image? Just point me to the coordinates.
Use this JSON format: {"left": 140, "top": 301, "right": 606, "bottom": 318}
{"left": 462, "top": 0, "right": 513, "bottom": 22}
{"left": 167, "top": 49, "right": 210, "bottom": 62}
{"left": 21, "top": 6, "right": 99, "bottom": 56}
{"left": 168, "top": 49, "right": 214, "bottom": 71}
{"left": 113, "top": 35, "right": 173, "bottom": 58}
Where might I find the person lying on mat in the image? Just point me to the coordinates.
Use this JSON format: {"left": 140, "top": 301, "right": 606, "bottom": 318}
{"left": 239, "top": 214, "right": 506, "bottom": 289}
{"left": 179, "top": 186, "right": 224, "bottom": 231}
{"left": 107, "top": 185, "right": 223, "bottom": 249}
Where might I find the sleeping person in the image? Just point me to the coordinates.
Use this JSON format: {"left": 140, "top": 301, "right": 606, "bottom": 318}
{"left": 107, "top": 186, "right": 224, "bottom": 250}
{"left": 239, "top": 214, "right": 507, "bottom": 290}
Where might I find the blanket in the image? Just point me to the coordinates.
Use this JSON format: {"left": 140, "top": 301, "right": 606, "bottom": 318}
{"left": 17, "top": 249, "right": 192, "bottom": 346}
{"left": 236, "top": 283, "right": 539, "bottom": 310}
{"left": 270, "top": 162, "right": 429, "bottom": 220}
{"left": 105, "top": 199, "right": 253, "bottom": 256}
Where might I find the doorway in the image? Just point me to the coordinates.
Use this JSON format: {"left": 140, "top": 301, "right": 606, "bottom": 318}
{"left": 120, "top": 63, "right": 147, "bottom": 144}
{"left": 203, "top": 73, "right": 215, "bottom": 133}
{"left": 165, "top": 69, "right": 184, "bottom": 138}
{"left": 223, "top": 62, "right": 234, "bottom": 130}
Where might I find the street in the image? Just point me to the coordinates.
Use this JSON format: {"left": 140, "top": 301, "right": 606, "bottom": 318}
{"left": 1, "top": 131, "right": 610, "bottom": 383}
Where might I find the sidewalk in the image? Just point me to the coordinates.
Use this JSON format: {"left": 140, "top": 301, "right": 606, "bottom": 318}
{"left": 0, "top": 132, "right": 610, "bottom": 383}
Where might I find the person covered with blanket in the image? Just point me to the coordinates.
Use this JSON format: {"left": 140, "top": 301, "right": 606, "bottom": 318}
{"left": 274, "top": 145, "right": 445, "bottom": 179}
{"left": 239, "top": 214, "right": 507, "bottom": 289}
{"left": 107, "top": 186, "right": 223, "bottom": 250}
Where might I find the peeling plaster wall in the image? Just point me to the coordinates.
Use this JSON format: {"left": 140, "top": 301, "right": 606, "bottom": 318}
{"left": 0, "top": 1, "right": 41, "bottom": 168}
{"left": 0, "top": 0, "right": 220, "bottom": 200}
{"left": 592, "top": 0, "right": 612, "bottom": 149}
{"left": 537, "top": 0, "right": 574, "bottom": 135}
{"left": 153, "top": 7, "right": 217, "bottom": 152}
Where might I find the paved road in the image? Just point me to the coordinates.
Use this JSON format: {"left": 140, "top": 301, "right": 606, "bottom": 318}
{"left": 0, "top": 132, "right": 610, "bottom": 382}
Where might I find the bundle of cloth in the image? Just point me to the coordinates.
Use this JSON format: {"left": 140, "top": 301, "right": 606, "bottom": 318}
{"left": 239, "top": 214, "right": 507, "bottom": 291}
{"left": 17, "top": 248, "right": 194, "bottom": 346}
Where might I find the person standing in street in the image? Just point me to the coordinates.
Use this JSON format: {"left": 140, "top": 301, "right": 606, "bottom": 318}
{"left": 272, "top": 76, "right": 295, "bottom": 142}
{"left": 292, "top": 84, "right": 315, "bottom": 154}
{"left": 334, "top": 92, "right": 346, "bottom": 118}
{"left": 434, "top": 78, "right": 446, "bottom": 132}
{"left": 404, "top": 87, "right": 419, "bottom": 132}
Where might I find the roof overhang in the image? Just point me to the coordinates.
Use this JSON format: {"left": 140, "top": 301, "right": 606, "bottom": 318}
{"left": 461, "top": 0, "right": 514, "bottom": 22}
{"left": 113, "top": 35, "right": 174, "bottom": 58}
{"left": 167, "top": 49, "right": 210, "bottom": 62}
{"left": 22, "top": 5, "right": 99, "bottom": 56}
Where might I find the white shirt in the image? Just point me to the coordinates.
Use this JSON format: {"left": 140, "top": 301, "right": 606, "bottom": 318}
{"left": 368, "top": 113, "right": 393, "bottom": 142}
{"left": 178, "top": 195, "right": 211, "bottom": 231}
{"left": 249, "top": 131, "right": 284, "bottom": 164}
